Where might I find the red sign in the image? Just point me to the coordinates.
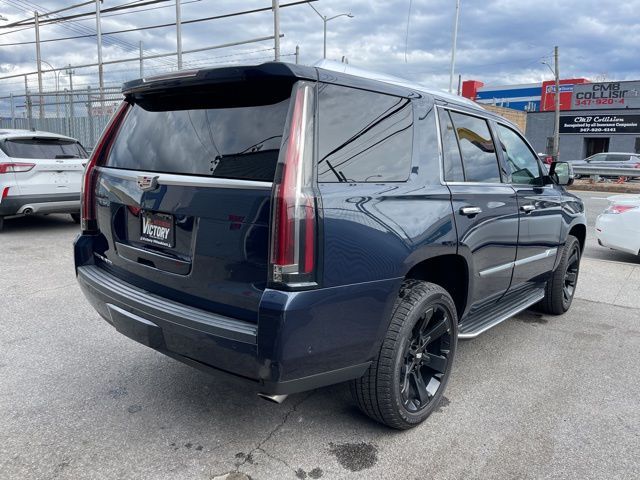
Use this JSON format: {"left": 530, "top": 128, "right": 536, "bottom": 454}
{"left": 540, "top": 78, "right": 589, "bottom": 111}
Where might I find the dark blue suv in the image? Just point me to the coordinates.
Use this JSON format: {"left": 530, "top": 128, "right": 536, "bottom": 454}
{"left": 74, "top": 62, "right": 586, "bottom": 429}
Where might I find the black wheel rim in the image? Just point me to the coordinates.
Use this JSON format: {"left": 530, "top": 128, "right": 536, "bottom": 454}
{"left": 399, "top": 304, "right": 452, "bottom": 413}
{"left": 563, "top": 245, "right": 580, "bottom": 305}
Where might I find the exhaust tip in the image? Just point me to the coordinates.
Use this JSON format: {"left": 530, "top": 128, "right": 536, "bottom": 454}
{"left": 22, "top": 207, "right": 34, "bottom": 215}
{"left": 257, "top": 393, "right": 288, "bottom": 404}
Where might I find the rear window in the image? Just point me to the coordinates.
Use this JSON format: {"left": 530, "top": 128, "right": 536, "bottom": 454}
{"left": 1, "top": 138, "right": 87, "bottom": 159}
{"left": 106, "top": 96, "right": 291, "bottom": 182}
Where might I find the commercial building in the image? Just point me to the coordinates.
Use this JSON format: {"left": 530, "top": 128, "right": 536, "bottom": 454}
{"left": 462, "top": 78, "right": 640, "bottom": 159}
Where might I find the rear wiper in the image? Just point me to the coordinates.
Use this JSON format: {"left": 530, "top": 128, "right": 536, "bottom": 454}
{"left": 325, "top": 160, "right": 346, "bottom": 182}
{"left": 55, "top": 154, "right": 79, "bottom": 159}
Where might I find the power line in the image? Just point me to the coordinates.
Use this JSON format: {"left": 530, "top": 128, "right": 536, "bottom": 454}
{"left": 0, "top": 0, "right": 176, "bottom": 68}
{"left": 0, "top": 0, "right": 315, "bottom": 47}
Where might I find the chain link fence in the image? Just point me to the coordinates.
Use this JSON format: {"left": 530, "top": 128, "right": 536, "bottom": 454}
{"left": 0, "top": 87, "right": 123, "bottom": 150}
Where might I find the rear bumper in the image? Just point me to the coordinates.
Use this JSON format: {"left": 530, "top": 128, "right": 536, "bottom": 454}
{"left": 75, "top": 241, "right": 400, "bottom": 394}
{"left": 0, "top": 192, "right": 80, "bottom": 216}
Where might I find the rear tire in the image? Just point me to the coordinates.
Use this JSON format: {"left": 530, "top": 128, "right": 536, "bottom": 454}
{"left": 538, "top": 235, "right": 581, "bottom": 315}
{"left": 350, "top": 280, "right": 458, "bottom": 430}
{"left": 70, "top": 213, "right": 81, "bottom": 224}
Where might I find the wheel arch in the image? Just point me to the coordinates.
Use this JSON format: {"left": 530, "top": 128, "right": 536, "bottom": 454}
{"left": 404, "top": 254, "right": 469, "bottom": 321}
{"left": 568, "top": 223, "right": 586, "bottom": 254}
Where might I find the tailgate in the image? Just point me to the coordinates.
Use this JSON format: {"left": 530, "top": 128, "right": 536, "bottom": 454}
{"left": 91, "top": 84, "right": 293, "bottom": 323}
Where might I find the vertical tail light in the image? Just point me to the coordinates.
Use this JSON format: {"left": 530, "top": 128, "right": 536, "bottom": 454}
{"left": 81, "top": 101, "right": 130, "bottom": 232}
{"left": 270, "top": 82, "right": 317, "bottom": 288}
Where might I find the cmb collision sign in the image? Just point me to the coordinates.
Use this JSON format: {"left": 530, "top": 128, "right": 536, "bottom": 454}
{"left": 572, "top": 81, "right": 640, "bottom": 109}
{"left": 559, "top": 115, "right": 640, "bottom": 134}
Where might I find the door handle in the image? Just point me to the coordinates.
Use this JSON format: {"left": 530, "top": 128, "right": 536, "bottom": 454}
{"left": 460, "top": 206, "right": 482, "bottom": 216}
{"left": 520, "top": 204, "right": 536, "bottom": 213}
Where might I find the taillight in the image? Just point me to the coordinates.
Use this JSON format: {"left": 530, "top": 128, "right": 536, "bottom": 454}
{"left": 81, "top": 101, "right": 130, "bottom": 232}
{"left": 1, "top": 186, "right": 9, "bottom": 199}
{"left": 270, "top": 82, "right": 317, "bottom": 287}
{"left": 605, "top": 204, "right": 638, "bottom": 215}
{"left": 0, "top": 162, "right": 35, "bottom": 174}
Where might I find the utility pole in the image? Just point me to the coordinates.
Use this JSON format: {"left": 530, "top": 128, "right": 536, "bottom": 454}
{"left": 139, "top": 41, "right": 144, "bottom": 77}
{"left": 34, "top": 10, "right": 44, "bottom": 119}
{"left": 448, "top": 0, "right": 460, "bottom": 93}
{"left": 175, "top": 0, "right": 182, "bottom": 69}
{"left": 553, "top": 45, "right": 560, "bottom": 162}
{"left": 295, "top": 45, "right": 299, "bottom": 64}
{"left": 272, "top": 0, "right": 280, "bottom": 61}
{"left": 95, "top": 0, "right": 104, "bottom": 96}
{"left": 25, "top": 75, "right": 33, "bottom": 130}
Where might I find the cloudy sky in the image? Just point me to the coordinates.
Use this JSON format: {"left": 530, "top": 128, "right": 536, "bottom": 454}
{"left": 0, "top": 0, "right": 639, "bottom": 100}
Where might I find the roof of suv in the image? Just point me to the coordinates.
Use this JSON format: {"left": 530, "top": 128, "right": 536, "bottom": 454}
{"left": 0, "top": 129, "right": 78, "bottom": 142}
{"left": 122, "top": 61, "right": 490, "bottom": 117}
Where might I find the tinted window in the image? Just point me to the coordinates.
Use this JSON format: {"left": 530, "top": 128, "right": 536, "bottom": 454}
{"left": 449, "top": 112, "right": 501, "bottom": 183}
{"left": 606, "top": 154, "right": 630, "bottom": 162}
{"left": 317, "top": 84, "right": 413, "bottom": 182}
{"left": 587, "top": 153, "right": 606, "bottom": 162}
{"left": 496, "top": 124, "right": 541, "bottom": 185}
{"left": 438, "top": 109, "right": 464, "bottom": 182}
{"left": 107, "top": 98, "right": 290, "bottom": 181}
{"left": 1, "top": 138, "right": 87, "bottom": 159}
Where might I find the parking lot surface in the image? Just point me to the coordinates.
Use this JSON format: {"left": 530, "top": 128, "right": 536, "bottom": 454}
{"left": 1, "top": 192, "right": 639, "bottom": 480}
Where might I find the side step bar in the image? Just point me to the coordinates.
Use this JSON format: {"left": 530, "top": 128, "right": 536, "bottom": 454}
{"left": 458, "top": 287, "right": 545, "bottom": 339}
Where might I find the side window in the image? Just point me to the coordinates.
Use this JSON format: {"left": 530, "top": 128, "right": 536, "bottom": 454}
{"left": 449, "top": 111, "right": 501, "bottom": 183}
{"left": 496, "top": 124, "right": 542, "bottom": 185}
{"left": 317, "top": 84, "right": 413, "bottom": 182}
{"left": 438, "top": 108, "right": 464, "bottom": 182}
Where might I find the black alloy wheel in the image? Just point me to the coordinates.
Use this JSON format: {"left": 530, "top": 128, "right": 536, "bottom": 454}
{"left": 562, "top": 243, "right": 580, "bottom": 308}
{"left": 538, "top": 234, "right": 581, "bottom": 315}
{"left": 400, "top": 304, "right": 452, "bottom": 413}
{"left": 351, "top": 280, "right": 458, "bottom": 429}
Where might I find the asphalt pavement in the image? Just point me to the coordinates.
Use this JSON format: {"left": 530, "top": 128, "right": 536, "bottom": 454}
{"left": 0, "top": 193, "right": 638, "bottom": 480}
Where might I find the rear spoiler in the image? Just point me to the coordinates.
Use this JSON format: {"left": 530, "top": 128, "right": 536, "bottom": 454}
{"left": 122, "top": 62, "right": 318, "bottom": 96}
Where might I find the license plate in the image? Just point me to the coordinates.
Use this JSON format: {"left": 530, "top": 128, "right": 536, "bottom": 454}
{"left": 140, "top": 211, "right": 175, "bottom": 248}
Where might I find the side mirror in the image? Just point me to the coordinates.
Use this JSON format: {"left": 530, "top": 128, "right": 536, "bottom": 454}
{"left": 549, "top": 161, "right": 574, "bottom": 186}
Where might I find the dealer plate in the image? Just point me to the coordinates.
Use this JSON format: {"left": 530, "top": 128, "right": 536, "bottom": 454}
{"left": 140, "top": 211, "right": 175, "bottom": 248}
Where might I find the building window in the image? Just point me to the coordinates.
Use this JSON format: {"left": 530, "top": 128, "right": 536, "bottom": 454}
{"left": 635, "top": 138, "right": 640, "bottom": 154}
{"left": 545, "top": 137, "right": 554, "bottom": 155}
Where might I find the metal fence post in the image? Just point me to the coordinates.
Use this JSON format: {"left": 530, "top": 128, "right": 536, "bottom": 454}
{"left": 64, "top": 88, "right": 70, "bottom": 137}
{"left": 26, "top": 91, "right": 33, "bottom": 130}
{"left": 10, "top": 93, "right": 15, "bottom": 129}
{"left": 87, "top": 86, "right": 95, "bottom": 148}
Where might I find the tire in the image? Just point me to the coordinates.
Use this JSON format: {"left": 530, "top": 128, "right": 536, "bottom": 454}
{"left": 538, "top": 235, "right": 581, "bottom": 315}
{"left": 350, "top": 280, "right": 458, "bottom": 430}
{"left": 70, "top": 213, "right": 81, "bottom": 224}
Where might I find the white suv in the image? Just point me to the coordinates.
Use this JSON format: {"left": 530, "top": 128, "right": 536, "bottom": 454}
{"left": 0, "top": 129, "right": 88, "bottom": 231}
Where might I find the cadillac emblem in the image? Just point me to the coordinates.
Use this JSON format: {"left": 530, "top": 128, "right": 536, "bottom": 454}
{"left": 137, "top": 175, "right": 159, "bottom": 191}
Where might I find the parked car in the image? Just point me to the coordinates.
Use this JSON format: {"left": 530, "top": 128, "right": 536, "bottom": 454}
{"left": 0, "top": 129, "right": 88, "bottom": 231}
{"left": 596, "top": 195, "right": 640, "bottom": 256}
{"left": 568, "top": 152, "right": 640, "bottom": 179}
{"left": 74, "top": 62, "right": 586, "bottom": 429}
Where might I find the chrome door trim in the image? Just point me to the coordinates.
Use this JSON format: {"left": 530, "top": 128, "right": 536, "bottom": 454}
{"left": 97, "top": 167, "right": 273, "bottom": 190}
{"left": 478, "top": 248, "right": 557, "bottom": 277}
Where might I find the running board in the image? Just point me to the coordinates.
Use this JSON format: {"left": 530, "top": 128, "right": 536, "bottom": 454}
{"left": 458, "top": 287, "right": 545, "bottom": 339}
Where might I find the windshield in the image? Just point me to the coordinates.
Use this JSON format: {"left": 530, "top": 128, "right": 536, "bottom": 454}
{"left": 1, "top": 138, "right": 88, "bottom": 159}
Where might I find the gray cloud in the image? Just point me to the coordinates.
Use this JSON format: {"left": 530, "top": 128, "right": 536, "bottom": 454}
{"left": 0, "top": 0, "right": 638, "bottom": 99}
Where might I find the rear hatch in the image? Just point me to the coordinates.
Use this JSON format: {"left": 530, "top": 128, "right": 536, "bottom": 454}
{"left": 0, "top": 137, "right": 86, "bottom": 196}
{"left": 90, "top": 73, "right": 302, "bottom": 323}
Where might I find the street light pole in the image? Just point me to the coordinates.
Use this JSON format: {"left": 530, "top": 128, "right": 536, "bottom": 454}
{"left": 448, "top": 0, "right": 461, "bottom": 93}
{"left": 272, "top": 0, "right": 280, "bottom": 61}
{"left": 553, "top": 45, "right": 560, "bottom": 161}
{"left": 39, "top": 59, "right": 59, "bottom": 119}
{"left": 34, "top": 10, "right": 44, "bottom": 118}
{"left": 308, "top": 4, "right": 353, "bottom": 59}
{"left": 175, "top": 0, "right": 182, "bottom": 69}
